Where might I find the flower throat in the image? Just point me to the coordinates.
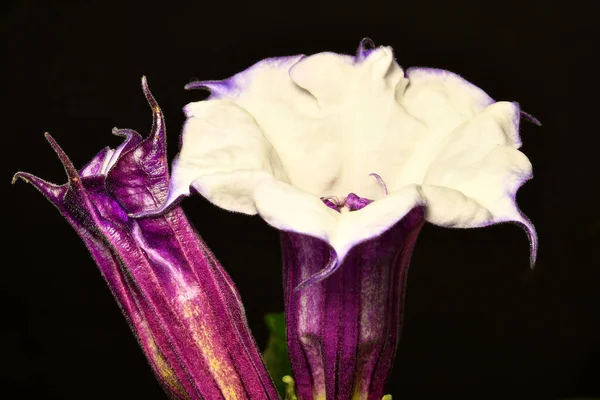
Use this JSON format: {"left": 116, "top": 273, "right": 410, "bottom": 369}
{"left": 321, "top": 173, "right": 388, "bottom": 212}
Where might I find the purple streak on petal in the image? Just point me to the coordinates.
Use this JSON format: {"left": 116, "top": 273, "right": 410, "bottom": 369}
{"left": 369, "top": 173, "right": 388, "bottom": 196}
{"left": 15, "top": 80, "right": 279, "bottom": 400}
{"left": 283, "top": 207, "right": 425, "bottom": 400}
{"left": 356, "top": 37, "right": 377, "bottom": 62}
{"left": 344, "top": 193, "right": 373, "bottom": 211}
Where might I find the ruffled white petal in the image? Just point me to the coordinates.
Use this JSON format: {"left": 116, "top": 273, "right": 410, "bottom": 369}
{"left": 402, "top": 67, "right": 495, "bottom": 124}
{"left": 172, "top": 100, "right": 285, "bottom": 215}
{"left": 163, "top": 42, "right": 536, "bottom": 264}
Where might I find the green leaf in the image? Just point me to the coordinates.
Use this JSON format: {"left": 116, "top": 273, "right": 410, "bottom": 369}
{"left": 262, "top": 312, "right": 293, "bottom": 397}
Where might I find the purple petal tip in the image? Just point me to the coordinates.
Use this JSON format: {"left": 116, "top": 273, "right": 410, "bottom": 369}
{"left": 141, "top": 77, "right": 167, "bottom": 148}
{"left": 525, "top": 223, "right": 538, "bottom": 269}
{"left": 111, "top": 127, "right": 140, "bottom": 139}
{"left": 356, "top": 37, "right": 377, "bottom": 60}
{"left": 521, "top": 110, "right": 542, "bottom": 126}
{"left": 11, "top": 133, "right": 78, "bottom": 202}
{"left": 44, "top": 133, "right": 81, "bottom": 184}
{"left": 293, "top": 254, "right": 339, "bottom": 292}
{"left": 184, "top": 80, "right": 222, "bottom": 92}
{"left": 369, "top": 173, "right": 388, "bottom": 196}
{"left": 184, "top": 80, "right": 232, "bottom": 98}
{"left": 184, "top": 81, "right": 207, "bottom": 91}
{"left": 511, "top": 214, "right": 538, "bottom": 269}
{"left": 12, "top": 171, "right": 65, "bottom": 202}
{"left": 141, "top": 76, "right": 159, "bottom": 112}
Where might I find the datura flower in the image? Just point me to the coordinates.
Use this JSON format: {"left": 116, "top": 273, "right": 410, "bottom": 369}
{"left": 12, "top": 79, "right": 279, "bottom": 400}
{"left": 139, "top": 39, "right": 538, "bottom": 400}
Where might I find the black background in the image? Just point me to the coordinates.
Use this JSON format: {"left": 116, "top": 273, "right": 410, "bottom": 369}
{"left": 2, "top": 1, "right": 599, "bottom": 399}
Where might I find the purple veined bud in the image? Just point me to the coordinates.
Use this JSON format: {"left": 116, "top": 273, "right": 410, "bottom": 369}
{"left": 13, "top": 77, "right": 279, "bottom": 400}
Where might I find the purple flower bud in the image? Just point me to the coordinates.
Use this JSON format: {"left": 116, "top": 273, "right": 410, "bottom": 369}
{"left": 13, "top": 78, "right": 279, "bottom": 400}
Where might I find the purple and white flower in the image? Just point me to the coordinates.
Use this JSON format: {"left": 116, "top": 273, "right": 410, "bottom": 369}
{"left": 144, "top": 39, "right": 537, "bottom": 400}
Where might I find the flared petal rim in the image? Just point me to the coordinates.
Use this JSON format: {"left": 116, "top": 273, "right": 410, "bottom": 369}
{"left": 150, "top": 39, "right": 537, "bottom": 265}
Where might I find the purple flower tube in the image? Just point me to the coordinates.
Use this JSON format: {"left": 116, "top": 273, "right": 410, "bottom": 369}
{"left": 282, "top": 197, "right": 424, "bottom": 400}
{"left": 13, "top": 78, "right": 279, "bottom": 400}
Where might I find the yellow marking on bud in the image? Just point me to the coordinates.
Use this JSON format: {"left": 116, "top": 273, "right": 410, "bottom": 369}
{"left": 148, "top": 337, "right": 187, "bottom": 398}
{"left": 140, "top": 317, "right": 188, "bottom": 399}
{"left": 181, "top": 297, "right": 244, "bottom": 400}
